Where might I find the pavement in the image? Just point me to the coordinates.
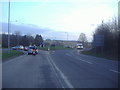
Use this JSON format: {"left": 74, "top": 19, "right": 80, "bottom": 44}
{"left": 2, "top": 49, "right": 120, "bottom": 88}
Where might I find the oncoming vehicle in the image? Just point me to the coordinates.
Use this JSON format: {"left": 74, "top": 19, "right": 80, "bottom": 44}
{"left": 77, "top": 43, "right": 83, "bottom": 49}
{"left": 27, "top": 46, "right": 38, "bottom": 55}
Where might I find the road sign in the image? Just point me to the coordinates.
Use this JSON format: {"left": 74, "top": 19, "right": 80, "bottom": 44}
{"left": 93, "top": 35, "right": 104, "bottom": 47}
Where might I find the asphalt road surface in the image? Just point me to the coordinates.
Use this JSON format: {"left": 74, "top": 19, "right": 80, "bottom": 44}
{"left": 2, "top": 49, "right": 119, "bottom": 88}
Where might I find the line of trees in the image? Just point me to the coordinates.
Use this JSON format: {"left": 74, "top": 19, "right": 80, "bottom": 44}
{"left": 93, "top": 17, "right": 119, "bottom": 57}
{"left": 1, "top": 32, "right": 43, "bottom": 48}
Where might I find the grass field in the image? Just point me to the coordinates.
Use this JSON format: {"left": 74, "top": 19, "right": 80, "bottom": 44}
{"left": 2, "top": 50, "right": 24, "bottom": 60}
{"left": 81, "top": 51, "right": 118, "bottom": 61}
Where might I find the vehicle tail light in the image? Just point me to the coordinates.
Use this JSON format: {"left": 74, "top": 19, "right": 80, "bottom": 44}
{"left": 32, "top": 49, "right": 36, "bottom": 52}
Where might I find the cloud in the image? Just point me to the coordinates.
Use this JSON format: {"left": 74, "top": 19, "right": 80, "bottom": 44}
{"left": 2, "top": 22, "right": 81, "bottom": 41}
{"left": 1, "top": 22, "right": 51, "bottom": 35}
{"left": 1, "top": 22, "right": 80, "bottom": 41}
{"left": 2, "top": 0, "right": 116, "bottom": 3}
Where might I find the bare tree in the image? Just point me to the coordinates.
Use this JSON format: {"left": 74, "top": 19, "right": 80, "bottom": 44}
{"left": 14, "top": 30, "right": 21, "bottom": 45}
{"left": 34, "top": 34, "right": 43, "bottom": 46}
{"left": 78, "top": 33, "right": 87, "bottom": 46}
{"left": 93, "top": 16, "right": 118, "bottom": 57}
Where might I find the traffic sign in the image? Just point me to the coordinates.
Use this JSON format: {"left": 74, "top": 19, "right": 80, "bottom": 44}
{"left": 93, "top": 35, "right": 104, "bottom": 47}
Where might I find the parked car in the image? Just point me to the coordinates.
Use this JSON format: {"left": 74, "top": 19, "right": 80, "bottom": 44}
{"left": 12, "top": 45, "right": 24, "bottom": 50}
{"left": 12, "top": 46, "right": 19, "bottom": 50}
{"left": 27, "top": 46, "right": 38, "bottom": 55}
{"left": 19, "top": 45, "right": 24, "bottom": 50}
{"left": 24, "top": 46, "right": 29, "bottom": 51}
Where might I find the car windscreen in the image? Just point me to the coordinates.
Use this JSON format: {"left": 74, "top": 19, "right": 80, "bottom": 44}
{"left": 29, "top": 47, "right": 37, "bottom": 49}
{"left": 78, "top": 45, "right": 82, "bottom": 46}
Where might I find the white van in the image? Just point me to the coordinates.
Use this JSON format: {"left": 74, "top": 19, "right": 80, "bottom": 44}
{"left": 77, "top": 43, "right": 83, "bottom": 49}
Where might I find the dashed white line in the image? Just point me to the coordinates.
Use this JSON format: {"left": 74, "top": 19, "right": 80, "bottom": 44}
{"left": 66, "top": 53, "right": 93, "bottom": 64}
{"left": 109, "top": 69, "right": 120, "bottom": 74}
{"left": 66, "top": 53, "right": 71, "bottom": 57}
{"left": 78, "top": 58, "right": 93, "bottom": 64}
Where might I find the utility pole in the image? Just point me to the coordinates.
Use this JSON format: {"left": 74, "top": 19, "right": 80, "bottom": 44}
{"left": 102, "top": 20, "right": 104, "bottom": 27}
{"left": 65, "top": 32, "right": 68, "bottom": 41}
{"left": 8, "top": 0, "right": 11, "bottom": 52}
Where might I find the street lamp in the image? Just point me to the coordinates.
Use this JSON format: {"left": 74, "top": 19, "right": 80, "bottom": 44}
{"left": 8, "top": 0, "right": 11, "bottom": 52}
{"left": 65, "top": 32, "right": 68, "bottom": 41}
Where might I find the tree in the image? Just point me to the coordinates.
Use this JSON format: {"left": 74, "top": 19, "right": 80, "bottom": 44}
{"left": 2, "top": 33, "right": 44, "bottom": 47}
{"left": 28, "top": 35, "right": 34, "bottom": 45}
{"left": 21, "top": 35, "right": 29, "bottom": 46}
{"left": 0, "top": 34, "right": 2, "bottom": 47}
{"left": 2, "top": 34, "right": 8, "bottom": 48}
{"left": 78, "top": 33, "right": 87, "bottom": 46}
{"left": 34, "top": 34, "right": 43, "bottom": 46}
{"left": 14, "top": 31, "right": 21, "bottom": 46}
{"left": 10, "top": 34, "right": 17, "bottom": 47}
{"left": 93, "top": 17, "right": 118, "bottom": 57}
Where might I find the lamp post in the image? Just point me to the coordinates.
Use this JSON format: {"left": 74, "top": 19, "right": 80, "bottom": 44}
{"left": 65, "top": 32, "right": 68, "bottom": 41}
{"left": 8, "top": 0, "right": 11, "bottom": 52}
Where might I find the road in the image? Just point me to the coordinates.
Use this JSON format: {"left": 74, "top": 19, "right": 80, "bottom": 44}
{"left": 2, "top": 49, "right": 119, "bottom": 88}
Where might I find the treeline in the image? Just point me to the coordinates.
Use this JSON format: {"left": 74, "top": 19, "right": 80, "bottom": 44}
{"left": 1, "top": 33, "right": 43, "bottom": 48}
{"left": 93, "top": 17, "right": 119, "bottom": 57}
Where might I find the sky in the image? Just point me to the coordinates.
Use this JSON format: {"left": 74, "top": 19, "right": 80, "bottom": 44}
{"left": 1, "top": 0, "right": 118, "bottom": 41}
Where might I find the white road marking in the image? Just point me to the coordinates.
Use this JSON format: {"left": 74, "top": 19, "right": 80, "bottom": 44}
{"left": 66, "top": 53, "right": 93, "bottom": 64}
{"left": 78, "top": 58, "right": 93, "bottom": 64}
{"left": 47, "top": 55, "right": 64, "bottom": 88}
{"left": 66, "top": 53, "right": 71, "bottom": 56}
{"left": 47, "top": 54, "right": 74, "bottom": 88}
{"left": 109, "top": 69, "right": 120, "bottom": 74}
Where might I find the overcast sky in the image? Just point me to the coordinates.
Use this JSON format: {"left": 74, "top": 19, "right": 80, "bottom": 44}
{"left": 1, "top": 0, "right": 118, "bottom": 41}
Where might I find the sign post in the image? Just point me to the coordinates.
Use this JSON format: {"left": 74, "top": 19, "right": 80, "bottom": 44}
{"left": 93, "top": 35, "right": 104, "bottom": 55}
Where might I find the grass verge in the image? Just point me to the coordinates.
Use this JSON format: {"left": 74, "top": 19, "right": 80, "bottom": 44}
{"left": 2, "top": 50, "right": 24, "bottom": 61}
{"left": 81, "top": 51, "right": 119, "bottom": 61}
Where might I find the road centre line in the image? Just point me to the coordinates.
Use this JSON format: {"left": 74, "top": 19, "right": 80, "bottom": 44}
{"left": 46, "top": 55, "right": 64, "bottom": 88}
{"left": 47, "top": 53, "right": 74, "bottom": 88}
{"left": 66, "top": 53, "right": 93, "bottom": 64}
{"left": 109, "top": 69, "right": 120, "bottom": 74}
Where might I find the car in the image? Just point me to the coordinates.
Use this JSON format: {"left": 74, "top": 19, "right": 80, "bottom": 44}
{"left": 66, "top": 45, "right": 72, "bottom": 48}
{"left": 24, "top": 46, "right": 29, "bottom": 51}
{"left": 77, "top": 43, "right": 83, "bottom": 49}
{"left": 12, "top": 45, "right": 24, "bottom": 50}
{"left": 12, "top": 46, "right": 19, "bottom": 50}
{"left": 27, "top": 46, "right": 38, "bottom": 55}
{"left": 19, "top": 45, "right": 24, "bottom": 50}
